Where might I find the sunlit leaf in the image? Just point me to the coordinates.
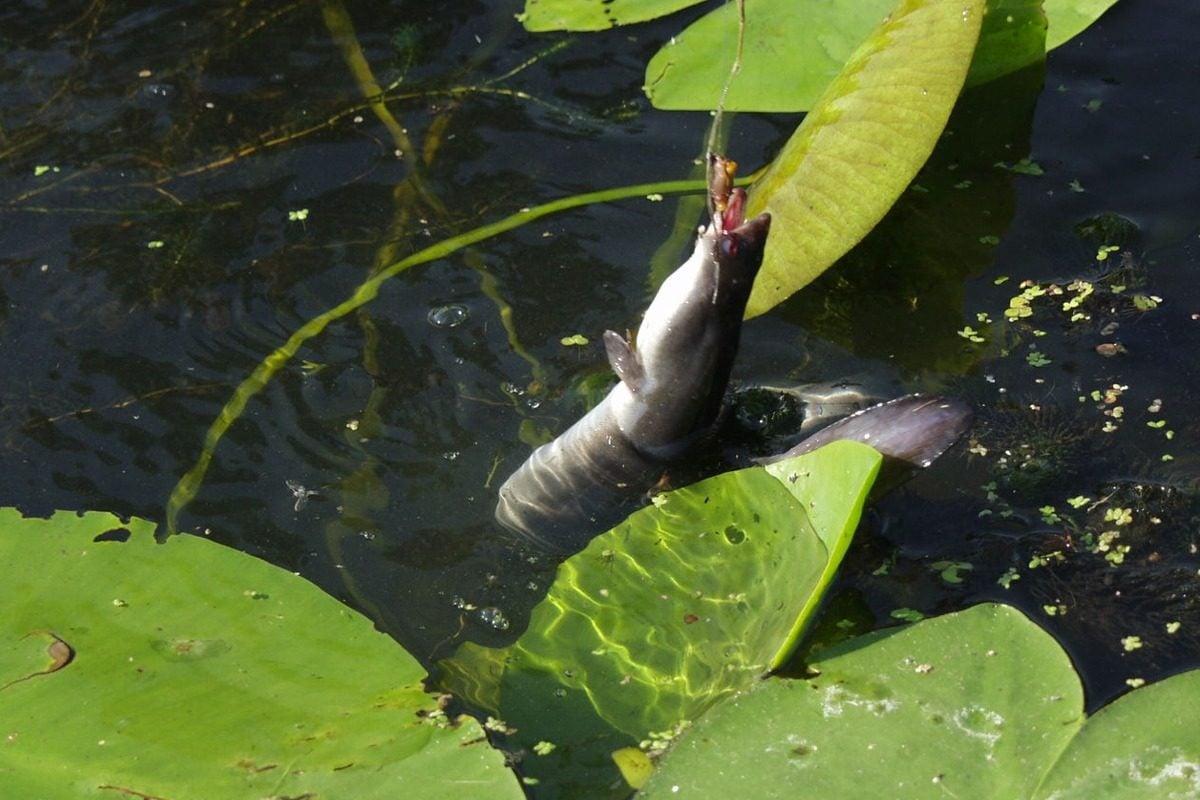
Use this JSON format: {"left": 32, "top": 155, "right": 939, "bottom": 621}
{"left": 743, "top": 0, "right": 984, "bottom": 317}
{"left": 440, "top": 441, "right": 881, "bottom": 744}
{"left": 644, "top": 0, "right": 1105, "bottom": 112}
{"left": 519, "top": 0, "right": 704, "bottom": 32}
{"left": 644, "top": 601, "right": 1200, "bottom": 798}
{"left": 1045, "top": 0, "right": 1121, "bottom": 50}
{"left": 763, "top": 439, "right": 879, "bottom": 667}
{"left": 776, "top": 61, "right": 1043, "bottom": 374}
{"left": 0, "top": 509, "right": 522, "bottom": 799}
{"left": 645, "top": 0, "right": 892, "bottom": 112}
{"left": 643, "top": 603, "right": 1086, "bottom": 797}
{"left": 1035, "top": 669, "right": 1200, "bottom": 798}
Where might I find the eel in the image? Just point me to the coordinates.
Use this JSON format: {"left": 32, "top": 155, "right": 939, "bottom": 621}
{"left": 495, "top": 159, "right": 972, "bottom": 555}
{"left": 496, "top": 159, "right": 770, "bottom": 553}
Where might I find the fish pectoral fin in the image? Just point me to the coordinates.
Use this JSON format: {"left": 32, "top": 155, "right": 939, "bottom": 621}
{"left": 603, "top": 329, "right": 646, "bottom": 392}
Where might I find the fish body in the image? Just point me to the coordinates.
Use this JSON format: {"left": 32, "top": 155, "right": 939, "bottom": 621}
{"left": 495, "top": 189, "right": 771, "bottom": 553}
{"left": 495, "top": 160, "right": 972, "bottom": 555}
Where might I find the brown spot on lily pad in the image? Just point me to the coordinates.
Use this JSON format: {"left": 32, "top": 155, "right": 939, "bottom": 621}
{"left": 1, "top": 631, "right": 75, "bottom": 691}
{"left": 151, "top": 637, "right": 231, "bottom": 661}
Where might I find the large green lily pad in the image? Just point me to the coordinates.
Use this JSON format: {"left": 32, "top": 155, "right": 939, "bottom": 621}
{"left": 1035, "top": 668, "right": 1200, "bottom": 798}
{"left": 644, "top": 0, "right": 1115, "bottom": 112}
{"left": 643, "top": 603, "right": 1200, "bottom": 798}
{"left": 0, "top": 509, "right": 522, "bottom": 799}
{"left": 440, "top": 441, "right": 882, "bottom": 744}
{"left": 644, "top": 0, "right": 893, "bottom": 113}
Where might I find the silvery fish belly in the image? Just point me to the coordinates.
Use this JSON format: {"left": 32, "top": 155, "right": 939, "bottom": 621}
{"left": 495, "top": 159, "right": 771, "bottom": 555}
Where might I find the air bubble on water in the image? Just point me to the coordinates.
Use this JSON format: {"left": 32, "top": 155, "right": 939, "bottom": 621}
{"left": 477, "top": 606, "right": 510, "bottom": 631}
{"left": 442, "top": 450, "right": 460, "bottom": 461}
{"left": 142, "top": 83, "right": 176, "bottom": 100}
{"left": 427, "top": 303, "right": 468, "bottom": 328}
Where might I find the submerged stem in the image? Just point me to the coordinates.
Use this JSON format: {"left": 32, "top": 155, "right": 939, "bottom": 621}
{"left": 164, "top": 176, "right": 710, "bottom": 534}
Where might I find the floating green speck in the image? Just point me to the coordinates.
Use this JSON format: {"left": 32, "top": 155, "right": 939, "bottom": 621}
{"left": 890, "top": 608, "right": 924, "bottom": 623}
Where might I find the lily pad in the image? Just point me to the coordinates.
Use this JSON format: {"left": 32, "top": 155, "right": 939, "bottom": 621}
{"left": 1045, "top": 0, "right": 1121, "bottom": 50}
{"left": 0, "top": 509, "right": 522, "bottom": 799}
{"left": 440, "top": 440, "right": 882, "bottom": 744}
{"left": 773, "top": 48, "right": 1044, "bottom": 374}
{"left": 644, "top": 0, "right": 893, "bottom": 112}
{"left": 966, "top": 0, "right": 1048, "bottom": 87}
{"left": 518, "top": 0, "right": 703, "bottom": 32}
{"left": 643, "top": 603, "right": 1200, "bottom": 798}
{"left": 1035, "top": 669, "right": 1200, "bottom": 798}
{"left": 742, "top": 0, "right": 984, "bottom": 317}
{"left": 644, "top": 0, "right": 1112, "bottom": 112}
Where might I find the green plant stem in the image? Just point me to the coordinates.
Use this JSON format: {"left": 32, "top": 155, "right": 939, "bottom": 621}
{"left": 320, "top": 0, "right": 446, "bottom": 219}
{"left": 164, "top": 176, "right": 710, "bottom": 535}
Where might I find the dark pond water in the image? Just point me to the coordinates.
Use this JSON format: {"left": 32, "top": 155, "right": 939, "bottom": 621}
{"left": 2, "top": 0, "right": 1199, "bottom": 792}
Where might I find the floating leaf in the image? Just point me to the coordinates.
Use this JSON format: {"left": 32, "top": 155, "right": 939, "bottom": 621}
{"left": 440, "top": 441, "right": 881, "bottom": 744}
{"left": 762, "top": 439, "right": 881, "bottom": 665}
{"left": 1045, "top": 0, "right": 1121, "bottom": 50}
{"left": 613, "top": 746, "right": 655, "bottom": 790}
{"left": 644, "top": 603, "right": 1083, "bottom": 797}
{"left": 645, "top": 0, "right": 892, "bottom": 112}
{"left": 0, "top": 509, "right": 522, "bottom": 799}
{"left": 645, "top": 602, "right": 1200, "bottom": 798}
{"left": 966, "top": 0, "right": 1048, "bottom": 86}
{"left": 1036, "top": 671, "right": 1200, "bottom": 796}
{"left": 743, "top": 0, "right": 984, "bottom": 317}
{"left": 769, "top": 53, "right": 1043, "bottom": 373}
{"left": 518, "top": 0, "right": 703, "bottom": 32}
{"left": 644, "top": 0, "right": 1107, "bottom": 113}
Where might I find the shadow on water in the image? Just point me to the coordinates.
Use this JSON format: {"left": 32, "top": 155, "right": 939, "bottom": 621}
{"left": 2, "top": 1, "right": 1200, "bottom": 793}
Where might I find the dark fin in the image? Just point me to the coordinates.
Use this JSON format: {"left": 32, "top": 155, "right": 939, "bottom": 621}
{"left": 604, "top": 329, "right": 645, "bottom": 392}
{"left": 760, "top": 394, "right": 973, "bottom": 469}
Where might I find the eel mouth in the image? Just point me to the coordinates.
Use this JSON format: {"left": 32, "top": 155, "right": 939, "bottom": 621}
{"left": 716, "top": 188, "right": 771, "bottom": 264}
{"left": 707, "top": 153, "right": 770, "bottom": 261}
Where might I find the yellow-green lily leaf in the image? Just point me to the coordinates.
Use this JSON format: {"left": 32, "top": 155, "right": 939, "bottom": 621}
{"left": 519, "top": 0, "right": 704, "bottom": 32}
{"left": 743, "top": 0, "right": 984, "bottom": 317}
{"left": 1046, "top": 0, "right": 1120, "bottom": 50}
